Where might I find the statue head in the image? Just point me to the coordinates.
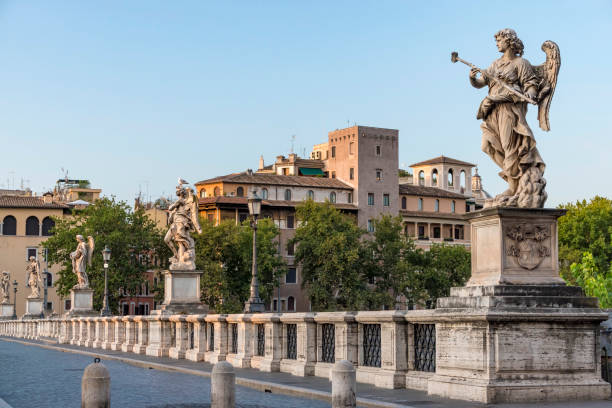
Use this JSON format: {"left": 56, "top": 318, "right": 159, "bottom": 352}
{"left": 494, "top": 28, "right": 524, "bottom": 57}
{"left": 1, "top": 271, "right": 8, "bottom": 279}
{"left": 29, "top": 256, "right": 36, "bottom": 262}
{"left": 76, "top": 234, "right": 84, "bottom": 242}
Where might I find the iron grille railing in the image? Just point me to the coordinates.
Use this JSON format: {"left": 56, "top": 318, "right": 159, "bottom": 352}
{"left": 170, "top": 323, "right": 176, "bottom": 347}
{"left": 188, "top": 323, "right": 194, "bottom": 349}
{"left": 414, "top": 323, "right": 436, "bottom": 372}
{"left": 231, "top": 324, "right": 238, "bottom": 354}
{"left": 257, "top": 324, "right": 265, "bottom": 356}
{"left": 362, "top": 324, "right": 381, "bottom": 367}
{"left": 208, "top": 323, "right": 215, "bottom": 351}
{"left": 321, "top": 323, "right": 335, "bottom": 363}
{"left": 286, "top": 324, "right": 297, "bottom": 359}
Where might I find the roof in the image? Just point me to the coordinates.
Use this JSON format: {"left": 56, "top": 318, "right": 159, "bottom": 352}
{"left": 399, "top": 184, "right": 467, "bottom": 199}
{"left": 67, "top": 199, "right": 91, "bottom": 206}
{"left": 195, "top": 172, "right": 352, "bottom": 190}
{"left": 0, "top": 196, "right": 68, "bottom": 209}
{"left": 410, "top": 155, "right": 476, "bottom": 168}
{"left": 199, "top": 196, "right": 358, "bottom": 211}
{"left": 399, "top": 210, "right": 468, "bottom": 221}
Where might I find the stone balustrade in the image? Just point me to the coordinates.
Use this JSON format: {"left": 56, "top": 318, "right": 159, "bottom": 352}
{"left": 0, "top": 310, "right": 438, "bottom": 390}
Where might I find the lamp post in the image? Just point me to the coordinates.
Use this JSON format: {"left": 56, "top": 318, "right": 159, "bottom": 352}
{"left": 12, "top": 280, "right": 17, "bottom": 319}
{"left": 244, "top": 190, "right": 265, "bottom": 313}
{"left": 101, "top": 245, "right": 111, "bottom": 316}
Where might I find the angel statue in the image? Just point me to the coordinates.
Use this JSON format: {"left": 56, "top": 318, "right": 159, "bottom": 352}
{"left": 1, "top": 271, "right": 10, "bottom": 304}
{"left": 25, "top": 256, "right": 42, "bottom": 298}
{"left": 165, "top": 178, "right": 202, "bottom": 270}
{"left": 453, "top": 28, "right": 560, "bottom": 208}
{"left": 70, "top": 234, "right": 94, "bottom": 289}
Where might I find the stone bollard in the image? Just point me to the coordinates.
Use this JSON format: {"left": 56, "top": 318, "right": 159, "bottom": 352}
{"left": 211, "top": 361, "right": 235, "bottom": 408}
{"left": 332, "top": 360, "right": 356, "bottom": 408}
{"left": 82, "top": 357, "right": 110, "bottom": 408}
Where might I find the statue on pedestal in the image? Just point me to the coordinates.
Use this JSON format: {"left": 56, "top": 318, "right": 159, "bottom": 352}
{"left": 452, "top": 28, "right": 560, "bottom": 208}
{"left": 1, "top": 271, "right": 10, "bottom": 304}
{"left": 26, "top": 256, "right": 42, "bottom": 298}
{"left": 70, "top": 235, "right": 94, "bottom": 289}
{"left": 165, "top": 179, "right": 202, "bottom": 270}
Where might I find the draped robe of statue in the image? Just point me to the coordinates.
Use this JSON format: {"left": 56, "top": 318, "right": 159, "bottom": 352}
{"left": 26, "top": 257, "right": 42, "bottom": 298}
{"left": 0, "top": 272, "right": 10, "bottom": 304}
{"left": 70, "top": 235, "right": 93, "bottom": 289}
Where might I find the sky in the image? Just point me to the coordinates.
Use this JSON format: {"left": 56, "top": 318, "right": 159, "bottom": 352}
{"left": 0, "top": 1, "right": 610, "bottom": 206}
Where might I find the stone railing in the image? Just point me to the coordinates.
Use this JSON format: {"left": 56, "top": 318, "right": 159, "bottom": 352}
{"left": 0, "top": 310, "right": 438, "bottom": 390}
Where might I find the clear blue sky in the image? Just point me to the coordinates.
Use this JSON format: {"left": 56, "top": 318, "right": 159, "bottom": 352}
{"left": 0, "top": 1, "right": 610, "bottom": 206}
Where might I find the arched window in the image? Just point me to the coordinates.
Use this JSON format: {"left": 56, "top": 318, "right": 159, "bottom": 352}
{"left": 435, "top": 199, "right": 440, "bottom": 212}
{"left": 42, "top": 217, "right": 55, "bottom": 236}
{"left": 460, "top": 170, "right": 466, "bottom": 193}
{"left": 418, "top": 198, "right": 423, "bottom": 211}
{"left": 451, "top": 200, "right": 456, "bottom": 213}
{"left": 2, "top": 215, "right": 16, "bottom": 235}
{"left": 200, "top": 190, "right": 206, "bottom": 198}
{"left": 287, "top": 296, "right": 295, "bottom": 312}
{"left": 329, "top": 192, "right": 336, "bottom": 203}
{"left": 307, "top": 190, "right": 314, "bottom": 200}
{"left": 236, "top": 186, "right": 244, "bottom": 197}
{"left": 213, "top": 187, "right": 220, "bottom": 197}
{"left": 447, "top": 169, "right": 454, "bottom": 188}
{"left": 432, "top": 169, "right": 438, "bottom": 186}
{"left": 284, "top": 189, "right": 292, "bottom": 201}
{"left": 26, "top": 216, "right": 39, "bottom": 236}
{"left": 418, "top": 171, "right": 425, "bottom": 186}
{"left": 401, "top": 196, "right": 407, "bottom": 210}
{"left": 261, "top": 188, "right": 268, "bottom": 199}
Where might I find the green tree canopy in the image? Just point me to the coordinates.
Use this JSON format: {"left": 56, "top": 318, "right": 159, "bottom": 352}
{"left": 43, "top": 197, "right": 169, "bottom": 313}
{"left": 569, "top": 252, "right": 612, "bottom": 308}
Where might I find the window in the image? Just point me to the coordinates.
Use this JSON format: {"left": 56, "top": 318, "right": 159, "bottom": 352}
{"left": 307, "top": 190, "right": 314, "bottom": 200}
{"left": 64, "top": 299, "right": 71, "bottom": 311}
{"left": 432, "top": 169, "right": 438, "bottom": 186}
{"left": 273, "top": 299, "right": 278, "bottom": 312}
{"left": 284, "top": 189, "right": 292, "bottom": 201}
{"left": 25, "top": 216, "right": 39, "bottom": 236}
{"left": 435, "top": 199, "right": 439, "bottom": 212}
{"left": 41, "top": 217, "right": 55, "bottom": 236}
{"left": 236, "top": 187, "right": 244, "bottom": 197}
{"left": 207, "top": 213, "right": 215, "bottom": 223}
{"left": 45, "top": 272, "right": 53, "bottom": 287}
{"left": 460, "top": 170, "right": 466, "bottom": 193}
{"left": 419, "top": 171, "right": 425, "bottom": 186}
{"left": 286, "top": 215, "right": 295, "bottom": 229}
{"left": 287, "top": 296, "right": 295, "bottom": 312}
{"left": 376, "top": 169, "right": 382, "bottom": 181}
{"left": 2, "top": 215, "right": 16, "bottom": 235}
{"left": 448, "top": 169, "right": 454, "bottom": 188}
{"left": 331, "top": 171, "right": 336, "bottom": 179}
{"left": 348, "top": 192, "right": 353, "bottom": 203}
{"left": 451, "top": 200, "right": 456, "bottom": 213}
{"left": 287, "top": 242, "right": 295, "bottom": 256}
{"left": 418, "top": 225, "right": 425, "bottom": 237}
{"left": 367, "top": 219, "right": 374, "bottom": 232}
{"left": 261, "top": 188, "right": 268, "bottom": 199}
{"left": 329, "top": 192, "right": 336, "bottom": 203}
{"left": 375, "top": 145, "right": 381, "bottom": 156}
{"left": 368, "top": 193, "right": 374, "bottom": 206}
{"left": 286, "top": 268, "right": 297, "bottom": 284}
{"left": 46, "top": 302, "right": 53, "bottom": 312}
{"left": 331, "top": 146, "right": 336, "bottom": 158}
{"left": 27, "top": 248, "right": 37, "bottom": 260}
{"left": 401, "top": 197, "right": 406, "bottom": 210}
{"left": 418, "top": 198, "right": 423, "bottom": 211}
{"left": 200, "top": 190, "right": 206, "bottom": 198}
{"left": 349, "top": 167, "right": 354, "bottom": 180}
{"left": 349, "top": 142, "right": 354, "bottom": 154}
{"left": 383, "top": 194, "right": 390, "bottom": 206}
{"left": 122, "top": 303, "right": 129, "bottom": 315}
{"left": 214, "top": 187, "right": 220, "bottom": 196}
{"left": 282, "top": 168, "right": 289, "bottom": 175}
{"left": 433, "top": 227, "right": 441, "bottom": 239}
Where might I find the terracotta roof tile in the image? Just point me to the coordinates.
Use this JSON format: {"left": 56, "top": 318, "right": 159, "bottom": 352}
{"left": 195, "top": 172, "right": 352, "bottom": 190}
{"left": 410, "top": 155, "right": 476, "bottom": 168}
{"left": 399, "top": 184, "right": 467, "bottom": 199}
{"left": 198, "top": 196, "right": 357, "bottom": 211}
{"left": 0, "top": 196, "right": 68, "bottom": 209}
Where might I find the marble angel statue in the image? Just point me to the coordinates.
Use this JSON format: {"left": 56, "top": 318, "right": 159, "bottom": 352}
{"left": 1, "top": 271, "right": 10, "bottom": 304}
{"left": 26, "top": 256, "right": 42, "bottom": 298}
{"left": 452, "top": 28, "right": 560, "bottom": 208}
{"left": 165, "top": 178, "right": 202, "bottom": 270}
{"left": 70, "top": 234, "right": 94, "bottom": 289}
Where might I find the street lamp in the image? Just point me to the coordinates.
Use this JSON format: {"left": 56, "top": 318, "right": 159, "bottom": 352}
{"left": 12, "top": 280, "right": 17, "bottom": 319}
{"left": 101, "top": 245, "right": 111, "bottom": 316}
{"left": 244, "top": 190, "right": 265, "bottom": 313}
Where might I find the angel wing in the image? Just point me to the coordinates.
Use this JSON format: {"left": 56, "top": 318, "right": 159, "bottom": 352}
{"left": 533, "top": 40, "right": 561, "bottom": 131}
{"left": 188, "top": 189, "right": 202, "bottom": 234}
{"left": 87, "top": 236, "right": 95, "bottom": 266}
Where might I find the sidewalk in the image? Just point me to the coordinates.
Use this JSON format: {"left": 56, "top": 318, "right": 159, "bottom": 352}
{"left": 2, "top": 336, "right": 611, "bottom": 408}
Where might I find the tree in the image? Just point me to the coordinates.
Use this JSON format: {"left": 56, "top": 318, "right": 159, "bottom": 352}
{"left": 569, "top": 252, "right": 612, "bottom": 308}
{"left": 194, "top": 218, "right": 285, "bottom": 313}
{"left": 290, "top": 200, "right": 370, "bottom": 311}
{"left": 43, "top": 197, "right": 169, "bottom": 313}
{"left": 558, "top": 196, "right": 612, "bottom": 283}
{"left": 417, "top": 244, "right": 471, "bottom": 307}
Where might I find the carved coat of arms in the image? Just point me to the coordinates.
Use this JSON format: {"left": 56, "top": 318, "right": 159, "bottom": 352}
{"left": 505, "top": 224, "right": 550, "bottom": 270}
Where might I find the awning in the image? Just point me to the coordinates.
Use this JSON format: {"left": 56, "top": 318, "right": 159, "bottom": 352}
{"left": 299, "top": 168, "right": 324, "bottom": 176}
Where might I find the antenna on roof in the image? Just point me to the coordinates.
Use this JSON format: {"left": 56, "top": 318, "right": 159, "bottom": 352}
{"left": 291, "top": 135, "right": 296, "bottom": 154}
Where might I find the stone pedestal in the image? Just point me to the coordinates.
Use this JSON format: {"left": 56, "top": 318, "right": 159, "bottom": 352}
{"left": 428, "top": 208, "right": 611, "bottom": 403}
{"left": 152, "top": 270, "right": 208, "bottom": 315}
{"left": 22, "top": 298, "right": 43, "bottom": 319}
{"left": 0, "top": 303, "right": 14, "bottom": 320}
{"left": 66, "top": 288, "right": 96, "bottom": 317}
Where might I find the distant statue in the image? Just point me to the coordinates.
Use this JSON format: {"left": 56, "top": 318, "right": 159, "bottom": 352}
{"left": 70, "top": 235, "right": 94, "bottom": 289}
{"left": 1, "top": 271, "right": 10, "bottom": 304}
{"left": 25, "top": 256, "right": 42, "bottom": 298}
{"left": 452, "top": 28, "right": 560, "bottom": 208}
{"left": 165, "top": 179, "right": 202, "bottom": 270}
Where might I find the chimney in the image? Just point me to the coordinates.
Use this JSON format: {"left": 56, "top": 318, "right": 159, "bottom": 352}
{"left": 259, "top": 155, "right": 264, "bottom": 170}
{"left": 42, "top": 192, "right": 53, "bottom": 204}
{"left": 289, "top": 153, "right": 297, "bottom": 162}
